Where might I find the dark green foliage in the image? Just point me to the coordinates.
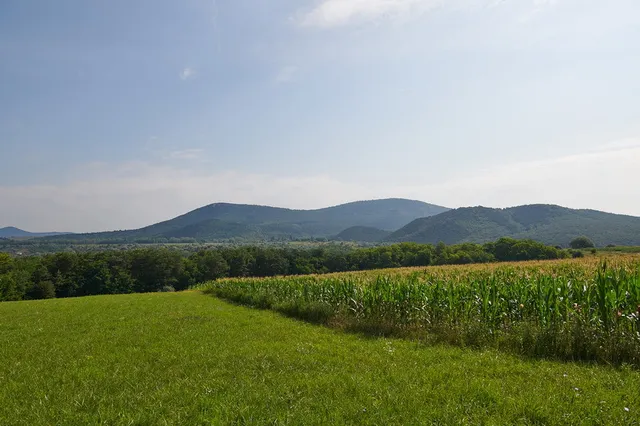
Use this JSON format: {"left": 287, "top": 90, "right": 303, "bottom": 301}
{"left": 27, "top": 280, "right": 56, "bottom": 299}
{"left": 485, "top": 238, "right": 568, "bottom": 262}
{"left": 388, "top": 204, "right": 640, "bottom": 246}
{"left": 570, "top": 236, "right": 595, "bottom": 249}
{"left": 0, "top": 239, "right": 568, "bottom": 302}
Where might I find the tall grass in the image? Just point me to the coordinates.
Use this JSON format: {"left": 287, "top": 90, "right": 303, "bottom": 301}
{"left": 202, "top": 257, "right": 640, "bottom": 366}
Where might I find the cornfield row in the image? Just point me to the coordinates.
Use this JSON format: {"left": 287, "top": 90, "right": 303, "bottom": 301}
{"left": 202, "top": 257, "right": 640, "bottom": 365}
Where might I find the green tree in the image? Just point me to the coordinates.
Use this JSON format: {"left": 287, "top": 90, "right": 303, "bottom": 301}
{"left": 192, "top": 251, "right": 229, "bottom": 282}
{"left": 570, "top": 236, "right": 595, "bottom": 249}
{"left": 27, "top": 280, "right": 56, "bottom": 300}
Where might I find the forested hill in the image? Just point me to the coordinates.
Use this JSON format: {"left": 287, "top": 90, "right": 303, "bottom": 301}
{"left": 387, "top": 204, "right": 640, "bottom": 247}
{"left": 46, "top": 199, "right": 449, "bottom": 242}
{"left": 335, "top": 226, "right": 392, "bottom": 242}
{"left": 0, "top": 227, "right": 71, "bottom": 238}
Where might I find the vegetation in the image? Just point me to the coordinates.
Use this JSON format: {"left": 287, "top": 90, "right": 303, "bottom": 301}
{"left": 388, "top": 204, "right": 640, "bottom": 246}
{"left": 599, "top": 245, "right": 640, "bottom": 254}
{"left": 0, "top": 239, "right": 567, "bottom": 302}
{"left": 571, "top": 236, "right": 596, "bottom": 249}
{"left": 203, "top": 256, "right": 640, "bottom": 366}
{"left": 1, "top": 291, "right": 640, "bottom": 424}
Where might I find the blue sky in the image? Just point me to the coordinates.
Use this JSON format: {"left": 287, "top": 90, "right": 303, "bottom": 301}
{"left": 1, "top": 0, "right": 639, "bottom": 232}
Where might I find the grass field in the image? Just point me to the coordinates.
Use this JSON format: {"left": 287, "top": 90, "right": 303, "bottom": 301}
{"left": 203, "top": 257, "right": 640, "bottom": 367}
{"left": 1, "top": 291, "right": 640, "bottom": 425}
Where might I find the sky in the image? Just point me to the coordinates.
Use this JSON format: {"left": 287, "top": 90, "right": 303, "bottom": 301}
{"left": 1, "top": 0, "right": 639, "bottom": 232}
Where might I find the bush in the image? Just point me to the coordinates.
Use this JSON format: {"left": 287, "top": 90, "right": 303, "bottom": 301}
{"left": 570, "top": 250, "right": 585, "bottom": 258}
{"left": 160, "top": 285, "right": 176, "bottom": 292}
{"left": 570, "top": 236, "right": 595, "bottom": 249}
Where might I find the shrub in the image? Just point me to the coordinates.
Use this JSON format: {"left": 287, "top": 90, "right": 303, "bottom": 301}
{"left": 160, "top": 285, "right": 176, "bottom": 292}
{"left": 570, "top": 236, "right": 595, "bottom": 249}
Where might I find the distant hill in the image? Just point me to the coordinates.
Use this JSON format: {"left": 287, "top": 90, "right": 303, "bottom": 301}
{"left": 335, "top": 226, "right": 392, "bottom": 242}
{"left": 387, "top": 205, "right": 640, "bottom": 247}
{"left": 0, "top": 227, "right": 71, "bottom": 239}
{"left": 47, "top": 199, "right": 449, "bottom": 242}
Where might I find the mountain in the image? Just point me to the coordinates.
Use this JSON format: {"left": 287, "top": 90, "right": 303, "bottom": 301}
{"left": 48, "top": 199, "right": 449, "bottom": 242}
{"left": 0, "top": 227, "right": 71, "bottom": 238}
{"left": 335, "top": 226, "right": 392, "bottom": 242}
{"left": 387, "top": 204, "right": 640, "bottom": 247}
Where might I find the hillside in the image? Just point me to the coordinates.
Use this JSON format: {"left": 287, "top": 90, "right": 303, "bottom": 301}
{"left": 0, "top": 227, "right": 70, "bottom": 238}
{"left": 387, "top": 204, "right": 640, "bottom": 247}
{"left": 48, "top": 199, "right": 449, "bottom": 242}
{"left": 335, "top": 226, "right": 392, "bottom": 242}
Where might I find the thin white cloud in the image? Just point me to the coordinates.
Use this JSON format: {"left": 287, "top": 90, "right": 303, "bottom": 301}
{"left": 1, "top": 138, "right": 638, "bottom": 232}
{"left": 275, "top": 66, "right": 299, "bottom": 83}
{"left": 395, "top": 138, "right": 640, "bottom": 214}
{"left": 180, "top": 67, "right": 197, "bottom": 80}
{"left": 166, "top": 149, "right": 204, "bottom": 160}
{"left": 299, "top": 0, "right": 435, "bottom": 28}
{"left": 298, "top": 0, "right": 561, "bottom": 28}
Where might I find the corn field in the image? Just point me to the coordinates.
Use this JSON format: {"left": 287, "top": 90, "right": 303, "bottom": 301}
{"left": 202, "top": 256, "right": 640, "bottom": 365}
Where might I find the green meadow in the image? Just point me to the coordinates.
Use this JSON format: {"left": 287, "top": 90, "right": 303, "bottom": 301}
{"left": 1, "top": 290, "right": 639, "bottom": 425}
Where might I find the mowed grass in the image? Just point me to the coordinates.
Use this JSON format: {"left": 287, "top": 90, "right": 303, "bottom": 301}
{"left": 1, "top": 292, "right": 639, "bottom": 425}
{"left": 204, "top": 257, "right": 640, "bottom": 366}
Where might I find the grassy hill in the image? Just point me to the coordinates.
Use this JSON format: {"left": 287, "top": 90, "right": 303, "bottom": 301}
{"left": 334, "top": 226, "right": 392, "bottom": 242}
{"left": 387, "top": 204, "right": 640, "bottom": 246}
{"left": 1, "top": 291, "right": 638, "bottom": 424}
{"left": 47, "top": 198, "right": 448, "bottom": 242}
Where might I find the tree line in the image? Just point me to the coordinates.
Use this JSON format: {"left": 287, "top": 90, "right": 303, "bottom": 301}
{"left": 0, "top": 238, "right": 569, "bottom": 302}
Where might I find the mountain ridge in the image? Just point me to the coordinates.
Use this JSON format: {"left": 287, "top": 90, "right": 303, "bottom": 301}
{"left": 387, "top": 204, "right": 640, "bottom": 247}
{"left": 0, "top": 227, "right": 72, "bottom": 239}
{"left": 44, "top": 198, "right": 449, "bottom": 242}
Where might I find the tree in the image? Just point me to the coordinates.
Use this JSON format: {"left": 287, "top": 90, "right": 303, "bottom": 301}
{"left": 570, "top": 236, "right": 595, "bottom": 249}
{"left": 27, "top": 280, "right": 56, "bottom": 300}
{"left": 191, "top": 251, "right": 229, "bottom": 282}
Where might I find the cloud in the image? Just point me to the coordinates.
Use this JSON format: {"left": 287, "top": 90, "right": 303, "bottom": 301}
{"left": 297, "top": 0, "right": 561, "bottom": 28}
{"left": 0, "top": 165, "right": 370, "bottom": 232}
{"left": 1, "top": 138, "right": 638, "bottom": 232}
{"left": 166, "top": 149, "right": 204, "bottom": 160}
{"left": 299, "top": 0, "right": 435, "bottom": 28}
{"left": 393, "top": 138, "right": 640, "bottom": 215}
{"left": 180, "top": 67, "right": 197, "bottom": 80}
{"left": 275, "top": 66, "right": 299, "bottom": 83}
